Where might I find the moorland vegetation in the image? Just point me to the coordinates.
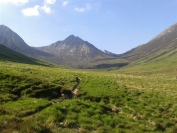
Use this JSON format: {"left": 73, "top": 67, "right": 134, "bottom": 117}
{"left": 0, "top": 60, "right": 177, "bottom": 133}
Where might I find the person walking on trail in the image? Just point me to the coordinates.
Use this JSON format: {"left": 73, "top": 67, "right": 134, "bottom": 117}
{"left": 76, "top": 77, "right": 81, "bottom": 84}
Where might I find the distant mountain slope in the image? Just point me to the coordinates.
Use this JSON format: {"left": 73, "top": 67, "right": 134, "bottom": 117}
{"left": 37, "top": 35, "right": 119, "bottom": 68}
{"left": 0, "top": 25, "right": 127, "bottom": 68}
{"left": 37, "top": 35, "right": 107, "bottom": 58}
{"left": 0, "top": 44, "right": 44, "bottom": 65}
{"left": 117, "top": 22, "right": 177, "bottom": 74}
{"left": 121, "top": 22, "right": 177, "bottom": 61}
{"left": 0, "top": 25, "right": 52, "bottom": 58}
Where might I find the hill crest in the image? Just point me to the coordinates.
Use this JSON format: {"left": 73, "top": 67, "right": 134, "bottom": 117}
{"left": 121, "top": 22, "right": 177, "bottom": 61}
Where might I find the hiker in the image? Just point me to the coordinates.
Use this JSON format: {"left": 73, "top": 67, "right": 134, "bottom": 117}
{"left": 76, "top": 77, "right": 81, "bottom": 84}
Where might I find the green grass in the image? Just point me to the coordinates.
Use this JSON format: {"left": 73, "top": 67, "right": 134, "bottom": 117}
{"left": 118, "top": 42, "right": 177, "bottom": 76}
{"left": 1, "top": 60, "right": 177, "bottom": 133}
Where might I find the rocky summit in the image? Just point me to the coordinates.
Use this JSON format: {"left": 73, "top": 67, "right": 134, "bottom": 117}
{"left": 36, "top": 35, "right": 112, "bottom": 66}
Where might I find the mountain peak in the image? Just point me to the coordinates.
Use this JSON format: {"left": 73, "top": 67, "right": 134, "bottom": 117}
{"left": 65, "top": 35, "right": 81, "bottom": 40}
{"left": 0, "top": 24, "right": 52, "bottom": 58}
{"left": 0, "top": 25, "right": 8, "bottom": 28}
{"left": 36, "top": 34, "right": 114, "bottom": 68}
{"left": 63, "top": 35, "right": 84, "bottom": 46}
{"left": 68, "top": 34, "right": 75, "bottom": 38}
{"left": 0, "top": 25, "right": 13, "bottom": 33}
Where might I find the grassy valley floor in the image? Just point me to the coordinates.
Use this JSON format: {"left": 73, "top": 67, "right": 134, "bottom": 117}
{"left": 0, "top": 61, "right": 177, "bottom": 133}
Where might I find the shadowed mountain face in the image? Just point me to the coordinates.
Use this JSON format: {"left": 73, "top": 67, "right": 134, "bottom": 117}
{"left": 0, "top": 25, "right": 52, "bottom": 58}
{"left": 121, "top": 22, "right": 177, "bottom": 61}
{"left": 0, "top": 44, "right": 45, "bottom": 65}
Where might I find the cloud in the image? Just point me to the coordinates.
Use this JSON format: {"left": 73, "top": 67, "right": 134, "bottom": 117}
{"left": 41, "top": 5, "right": 51, "bottom": 14}
{"left": 21, "top": 0, "right": 56, "bottom": 16}
{"left": 40, "top": 0, "right": 56, "bottom": 14}
{"left": 44, "top": 0, "right": 56, "bottom": 5}
{"left": 74, "top": 7, "right": 85, "bottom": 12}
{"left": 75, "top": 3, "right": 91, "bottom": 13}
{"left": 62, "top": 1, "right": 68, "bottom": 6}
{"left": 21, "top": 5, "right": 40, "bottom": 16}
{"left": 0, "top": 0, "right": 28, "bottom": 6}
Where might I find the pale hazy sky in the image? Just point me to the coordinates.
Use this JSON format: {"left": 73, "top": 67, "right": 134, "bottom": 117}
{"left": 0, "top": 0, "right": 177, "bottom": 54}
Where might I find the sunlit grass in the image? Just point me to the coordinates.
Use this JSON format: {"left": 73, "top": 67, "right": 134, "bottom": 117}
{"left": 0, "top": 61, "right": 177, "bottom": 132}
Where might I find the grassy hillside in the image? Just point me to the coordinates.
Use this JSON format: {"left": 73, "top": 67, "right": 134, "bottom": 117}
{"left": 118, "top": 42, "right": 177, "bottom": 75}
{"left": 0, "top": 44, "right": 47, "bottom": 66}
{"left": 0, "top": 60, "right": 177, "bottom": 133}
